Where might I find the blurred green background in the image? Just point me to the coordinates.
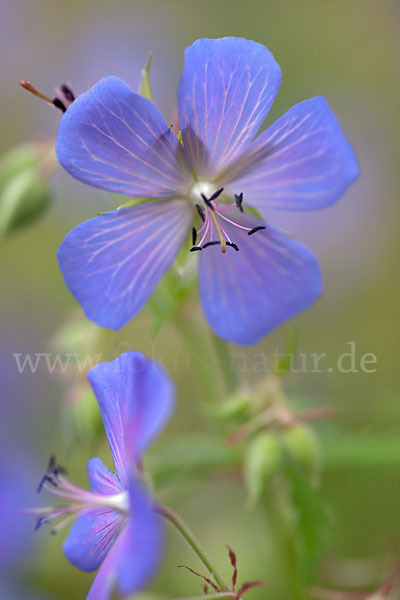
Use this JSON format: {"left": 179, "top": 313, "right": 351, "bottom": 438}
{"left": 1, "top": 0, "right": 399, "bottom": 598}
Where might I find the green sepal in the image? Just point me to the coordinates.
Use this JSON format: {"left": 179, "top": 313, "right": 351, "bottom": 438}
{"left": 138, "top": 52, "right": 154, "bottom": 101}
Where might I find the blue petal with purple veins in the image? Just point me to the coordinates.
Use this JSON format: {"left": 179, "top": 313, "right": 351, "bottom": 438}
{"left": 87, "top": 457, "right": 122, "bottom": 495}
{"left": 57, "top": 199, "right": 194, "bottom": 330}
{"left": 88, "top": 352, "right": 174, "bottom": 484}
{"left": 85, "top": 480, "right": 162, "bottom": 600}
{"left": 56, "top": 76, "right": 191, "bottom": 197}
{"left": 221, "top": 97, "right": 359, "bottom": 212}
{"left": 178, "top": 37, "right": 281, "bottom": 178}
{"left": 116, "top": 478, "right": 163, "bottom": 596}
{"left": 63, "top": 508, "right": 122, "bottom": 572}
{"left": 86, "top": 531, "right": 121, "bottom": 600}
{"left": 199, "top": 212, "right": 322, "bottom": 345}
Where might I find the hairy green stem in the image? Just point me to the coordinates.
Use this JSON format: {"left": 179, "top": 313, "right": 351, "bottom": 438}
{"left": 264, "top": 487, "right": 303, "bottom": 600}
{"left": 177, "top": 317, "right": 219, "bottom": 402}
{"left": 157, "top": 504, "right": 229, "bottom": 592}
{"left": 211, "top": 332, "right": 238, "bottom": 394}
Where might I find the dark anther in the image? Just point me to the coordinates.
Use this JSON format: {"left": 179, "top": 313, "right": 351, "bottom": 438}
{"left": 202, "top": 241, "right": 221, "bottom": 249}
{"left": 201, "top": 194, "right": 215, "bottom": 211}
{"left": 37, "top": 474, "right": 56, "bottom": 493}
{"left": 60, "top": 84, "right": 75, "bottom": 102}
{"left": 52, "top": 97, "right": 67, "bottom": 113}
{"left": 190, "top": 246, "right": 202, "bottom": 252}
{"left": 37, "top": 455, "right": 67, "bottom": 492}
{"left": 209, "top": 187, "right": 224, "bottom": 202}
{"left": 234, "top": 193, "right": 244, "bottom": 213}
{"left": 35, "top": 517, "right": 47, "bottom": 531}
{"left": 195, "top": 204, "right": 205, "bottom": 222}
{"left": 226, "top": 241, "right": 240, "bottom": 251}
{"left": 248, "top": 226, "right": 266, "bottom": 236}
{"left": 192, "top": 227, "right": 197, "bottom": 246}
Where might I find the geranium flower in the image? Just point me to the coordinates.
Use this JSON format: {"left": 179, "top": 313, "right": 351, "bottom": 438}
{"left": 30, "top": 351, "right": 174, "bottom": 599}
{"left": 56, "top": 37, "right": 358, "bottom": 344}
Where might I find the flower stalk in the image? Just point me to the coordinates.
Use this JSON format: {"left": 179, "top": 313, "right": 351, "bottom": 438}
{"left": 157, "top": 504, "right": 229, "bottom": 592}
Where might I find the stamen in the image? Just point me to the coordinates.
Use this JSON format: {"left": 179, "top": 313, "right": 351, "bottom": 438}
{"left": 52, "top": 98, "right": 67, "bottom": 113}
{"left": 195, "top": 203, "right": 205, "bottom": 222}
{"left": 216, "top": 211, "right": 253, "bottom": 231}
{"left": 51, "top": 514, "right": 78, "bottom": 535}
{"left": 192, "top": 227, "right": 197, "bottom": 246}
{"left": 60, "top": 84, "right": 75, "bottom": 102}
{"left": 35, "top": 516, "right": 48, "bottom": 531}
{"left": 197, "top": 213, "right": 211, "bottom": 246}
{"left": 201, "top": 241, "right": 239, "bottom": 252}
{"left": 190, "top": 246, "right": 202, "bottom": 252}
{"left": 209, "top": 187, "right": 224, "bottom": 202}
{"left": 235, "top": 193, "right": 244, "bottom": 213}
{"left": 248, "top": 226, "right": 266, "bottom": 236}
{"left": 202, "top": 241, "right": 221, "bottom": 249}
{"left": 226, "top": 242, "right": 239, "bottom": 251}
{"left": 201, "top": 194, "right": 215, "bottom": 212}
{"left": 19, "top": 80, "right": 75, "bottom": 113}
{"left": 19, "top": 80, "right": 67, "bottom": 113}
{"left": 37, "top": 456, "right": 68, "bottom": 492}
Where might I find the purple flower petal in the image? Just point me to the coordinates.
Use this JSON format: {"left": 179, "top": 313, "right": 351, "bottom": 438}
{"left": 57, "top": 199, "right": 194, "bottom": 330}
{"left": 178, "top": 37, "right": 281, "bottom": 178}
{"left": 88, "top": 352, "right": 174, "bottom": 484}
{"left": 86, "top": 535, "right": 120, "bottom": 600}
{"left": 199, "top": 211, "right": 322, "bottom": 345}
{"left": 221, "top": 97, "right": 359, "bottom": 212}
{"left": 63, "top": 508, "right": 123, "bottom": 573}
{"left": 115, "top": 479, "right": 163, "bottom": 596}
{"left": 85, "top": 480, "right": 162, "bottom": 600}
{"left": 87, "top": 458, "right": 122, "bottom": 495}
{"left": 56, "top": 76, "right": 191, "bottom": 197}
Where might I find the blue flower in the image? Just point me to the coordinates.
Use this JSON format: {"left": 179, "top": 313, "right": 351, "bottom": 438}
{"left": 56, "top": 37, "right": 358, "bottom": 345}
{"left": 31, "top": 352, "right": 174, "bottom": 599}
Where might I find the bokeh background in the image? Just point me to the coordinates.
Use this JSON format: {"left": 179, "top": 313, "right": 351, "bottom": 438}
{"left": 1, "top": 0, "right": 399, "bottom": 598}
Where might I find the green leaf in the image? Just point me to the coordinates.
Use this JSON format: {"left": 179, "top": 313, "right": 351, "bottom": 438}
{"left": 139, "top": 52, "right": 154, "bottom": 101}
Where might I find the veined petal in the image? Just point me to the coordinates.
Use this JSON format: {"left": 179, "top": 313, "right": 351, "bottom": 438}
{"left": 178, "top": 37, "right": 281, "bottom": 178}
{"left": 87, "top": 458, "right": 122, "bottom": 495}
{"left": 88, "top": 352, "right": 174, "bottom": 484}
{"left": 221, "top": 97, "right": 359, "bottom": 211}
{"left": 85, "top": 480, "right": 162, "bottom": 600}
{"left": 56, "top": 76, "right": 191, "bottom": 197}
{"left": 115, "top": 479, "right": 163, "bottom": 596}
{"left": 198, "top": 212, "right": 322, "bottom": 345}
{"left": 57, "top": 199, "right": 194, "bottom": 330}
{"left": 63, "top": 508, "right": 123, "bottom": 573}
{"left": 86, "top": 532, "right": 120, "bottom": 600}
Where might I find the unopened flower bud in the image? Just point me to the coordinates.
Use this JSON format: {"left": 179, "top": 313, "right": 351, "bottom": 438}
{"left": 0, "top": 144, "right": 52, "bottom": 240}
{"left": 282, "top": 423, "right": 321, "bottom": 482}
{"left": 213, "top": 392, "right": 251, "bottom": 423}
{"left": 244, "top": 432, "right": 282, "bottom": 506}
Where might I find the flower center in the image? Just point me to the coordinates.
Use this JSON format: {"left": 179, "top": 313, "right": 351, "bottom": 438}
{"left": 189, "top": 180, "right": 217, "bottom": 204}
{"left": 189, "top": 187, "right": 266, "bottom": 254}
{"left": 25, "top": 456, "right": 129, "bottom": 535}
